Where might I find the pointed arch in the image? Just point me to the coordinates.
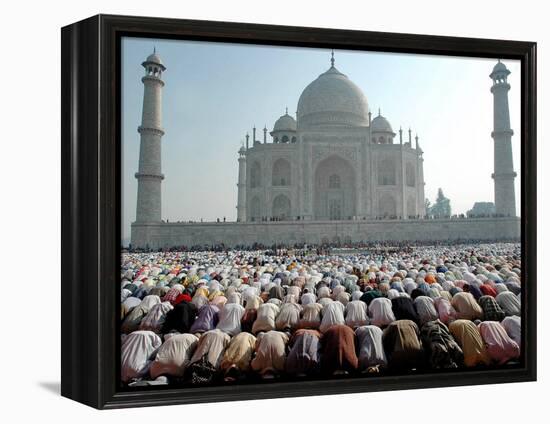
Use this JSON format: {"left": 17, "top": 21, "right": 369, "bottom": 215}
{"left": 313, "top": 155, "right": 356, "bottom": 220}
{"left": 406, "top": 162, "right": 416, "bottom": 187}
{"left": 378, "top": 158, "right": 396, "bottom": 185}
{"left": 272, "top": 194, "right": 291, "bottom": 220}
{"left": 250, "top": 161, "right": 262, "bottom": 188}
{"left": 407, "top": 195, "right": 416, "bottom": 218}
{"left": 379, "top": 193, "right": 397, "bottom": 218}
{"left": 272, "top": 158, "right": 291, "bottom": 186}
{"left": 250, "top": 196, "right": 261, "bottom": 221}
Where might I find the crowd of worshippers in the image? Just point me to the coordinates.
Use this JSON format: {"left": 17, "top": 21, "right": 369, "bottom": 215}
{"left": 127, "top": 238, "right": 520, "bottom": 254}
{"left": 120, "top": 243, "right": 522, "bottom": 386}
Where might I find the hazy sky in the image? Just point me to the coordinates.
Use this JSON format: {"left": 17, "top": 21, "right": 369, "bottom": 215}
{"left": 122, "top": 37, "right": 521, "bottom": 242}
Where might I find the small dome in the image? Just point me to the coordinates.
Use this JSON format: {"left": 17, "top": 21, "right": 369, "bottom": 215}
{"left": 145, "top": 52, "right": 164, "bottom": 66}
{"left": 492, "top": 60, "right": 508, "bottom": 73}
{"left": 371, "top": 114, "right": 393, "bottom": 133}
{"left": 297, "top": 65, "right": 369, "bottom": 129}
{"left": 490, "top": 60, "right": 510, "bottom": 79}
{"left": 273, "top": 112, "right": 297, "bottom": 132}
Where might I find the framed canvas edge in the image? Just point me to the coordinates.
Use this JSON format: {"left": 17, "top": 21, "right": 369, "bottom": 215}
{"left": 61, "top": 13, "right": 537, "bottom": 410}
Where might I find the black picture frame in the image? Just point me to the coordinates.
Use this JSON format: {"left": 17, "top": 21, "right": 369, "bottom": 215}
{"left": 61, "top": 14, "right": 537, "bottom": 409}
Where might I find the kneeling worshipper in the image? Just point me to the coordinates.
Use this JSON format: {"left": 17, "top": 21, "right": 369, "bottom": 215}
{"left": 449, "top": 320, "right": 491, "bottom": 367}
{"left": 345, "top": 300, "right": 368, "bottom": 328}
{"left": 360, "top": 289, "right": 383, "bottom": 306}
{"left": 478, "top": 295, "right": 506, "bottom": 322}
{"left": 189, "top": 304, "right": 219, "bottom": 334}
{"left": 220, "top": 332, "right": 257, "bottom": 382}
{"left": 480, "top": 283, "right": 498, "bottom": 298}
{"left": 216, "top": 302, "right": 245, "bottom": 336}
{"left": 299, "top": 302, "right": 323, "bottom": 329}
{"left": 382, "top": 320, "right": 424, "bottom": 371}
{"left": 478, "top": 321, "right": 520, "bottom": 365}
{"left": 275, "top": 302, "right": 302, "bottom": 331}
{"left": 451, "top": 292, "right": 483, "bottom": 321}
{"left": 413, "top": 296, "right": 439, "bottom": 325}
{"left": 252, "top": 303, "right": 280, "bottom": 334}
{"left": 162, "top": 286, "right": 183, "bottom": 305}
{"left": 501, "top": 315, "right": 521, "bottom": 347}
{"left": 187, "top": 329, "right": 231, "bottom": 385}
{"left": 121, "top": 295, "right": 161, "bottom": 334}
{"left": 355, "top": 325, "right": 387, "bottom": 372}
{"left": 149, "top": 333, "right": 199, "bottom": 380}
{"left": 319, "top": 301, "right": 346, "bottom": 333}
{"left": 391, "top": 297, "right": 420, "bottom": 324}
{"left": 121, "top": 296, "right": 142, "bottom": 320}
{"left": 251, "top": 330, "right": 289, "bottom": 378}
{"left": 420, "top": 320, "right": 463, "bottom": 369}
{"left": 241, "top": 294, "right": 263, "bottom": 333}
{"left": 139, "top": 301, "right": 173, "bottom": 333}
{"left": 162, "top": 301, "right": 198, "bottom": 335}
{"left": 433, "top": 297, "right": 457, "bottom": 325}
{"left": 368, "top": 298, "right": 396, "bottom": 328}
{"left": 321, "top": 324, "right": 359, "bottom": 375}
{"left": 496, "top": 291, "right": 521, "bottom": 316}
{"left": 285, "top": 329, "right": 322, "bottom": 376}
{"left": 121, "top": 330, "right": 162, "bottom": 383}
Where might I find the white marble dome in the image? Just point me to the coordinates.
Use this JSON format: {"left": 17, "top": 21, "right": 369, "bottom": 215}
{"left": 145, "top": 52, "right": 164, "bottom": 66}
{"left": 492, "top": 60, "right": 508, "bottom": 73}
{"left": 273, "top": 112, "right": 297, "bottom": 132}
{"left": 371, "top": 114, "right": 393, "bottom": 133}
{"left": 490, "top": 60, "right": 510, "bottom": 79}
{"left": 297, "top": 65, "right": 369, "bottom": 130}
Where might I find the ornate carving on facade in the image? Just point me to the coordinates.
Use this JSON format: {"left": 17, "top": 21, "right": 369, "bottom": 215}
{"left": 311, "top": 143, "right": 358, "bottom": 165}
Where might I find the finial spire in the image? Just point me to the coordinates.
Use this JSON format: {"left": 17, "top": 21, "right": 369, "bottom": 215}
{"left": 285, "top": 107, "right": 288, "bottom": 115}
{"left": 378, "top": 108, "right": 381, "bottom": 116}
{"left": 154, "top": 46, "right": 156, "bottom": 54}
{"left": 331, "top": 49, "right": 335, "bottom": 67}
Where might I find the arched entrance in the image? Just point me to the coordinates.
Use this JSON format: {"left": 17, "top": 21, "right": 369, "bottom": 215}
{"left": 272, "top": 158, "right": 291, "bottom": 186}
{"left": 250, "top": 196, "right": 261, "bottom": 221}
{"left": 313, "top": 155, "right": 356, "bottom": 220}
{"left": 407, "top": 195, "right": 416, "bottom": 218}
{"left": 379, "top": 193, "right": 397, "bottom": 218}
{"left": 272, "top": 194, "right": 291, "bottom": 220}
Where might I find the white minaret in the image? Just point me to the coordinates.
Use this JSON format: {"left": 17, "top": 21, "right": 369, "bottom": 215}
{"left": 236, "top": 146, "right": 247, "bottom": 222}
{"left": 135, "top": 50, "right": 166, "bottom": 222}
{"left": 490, "top": 60, "right": 517, "bottom": 217}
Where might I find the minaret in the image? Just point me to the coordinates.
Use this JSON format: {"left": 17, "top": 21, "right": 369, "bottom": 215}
{"left": 237, "top": 147, "right": 247, "bottom": 222}
{"left": 135, "top": 50, "right": 166, "bottom": 223}
{"left": 490, "top": 60, "right": 516, "bottom": 217}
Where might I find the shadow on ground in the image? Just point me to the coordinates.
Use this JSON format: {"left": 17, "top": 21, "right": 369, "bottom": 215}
{"left": 38, "top": 381, "right": 60, "bottom": 394}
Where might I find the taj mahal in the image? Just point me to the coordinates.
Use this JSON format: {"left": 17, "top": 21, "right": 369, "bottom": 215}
{"left": 130, "top": 50, "right": 519, "bottom": 249}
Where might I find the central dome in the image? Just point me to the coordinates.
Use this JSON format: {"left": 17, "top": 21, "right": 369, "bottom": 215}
{"left": 297, "top": 65, "right": 369, "bottom": 130}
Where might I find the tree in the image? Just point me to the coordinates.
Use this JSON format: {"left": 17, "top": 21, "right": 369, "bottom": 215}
{"left": 424, "top": 198, "right": 431, "bottom": 214}
{"left": 429, "top": 188, "right": 451, "bottom": 218}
